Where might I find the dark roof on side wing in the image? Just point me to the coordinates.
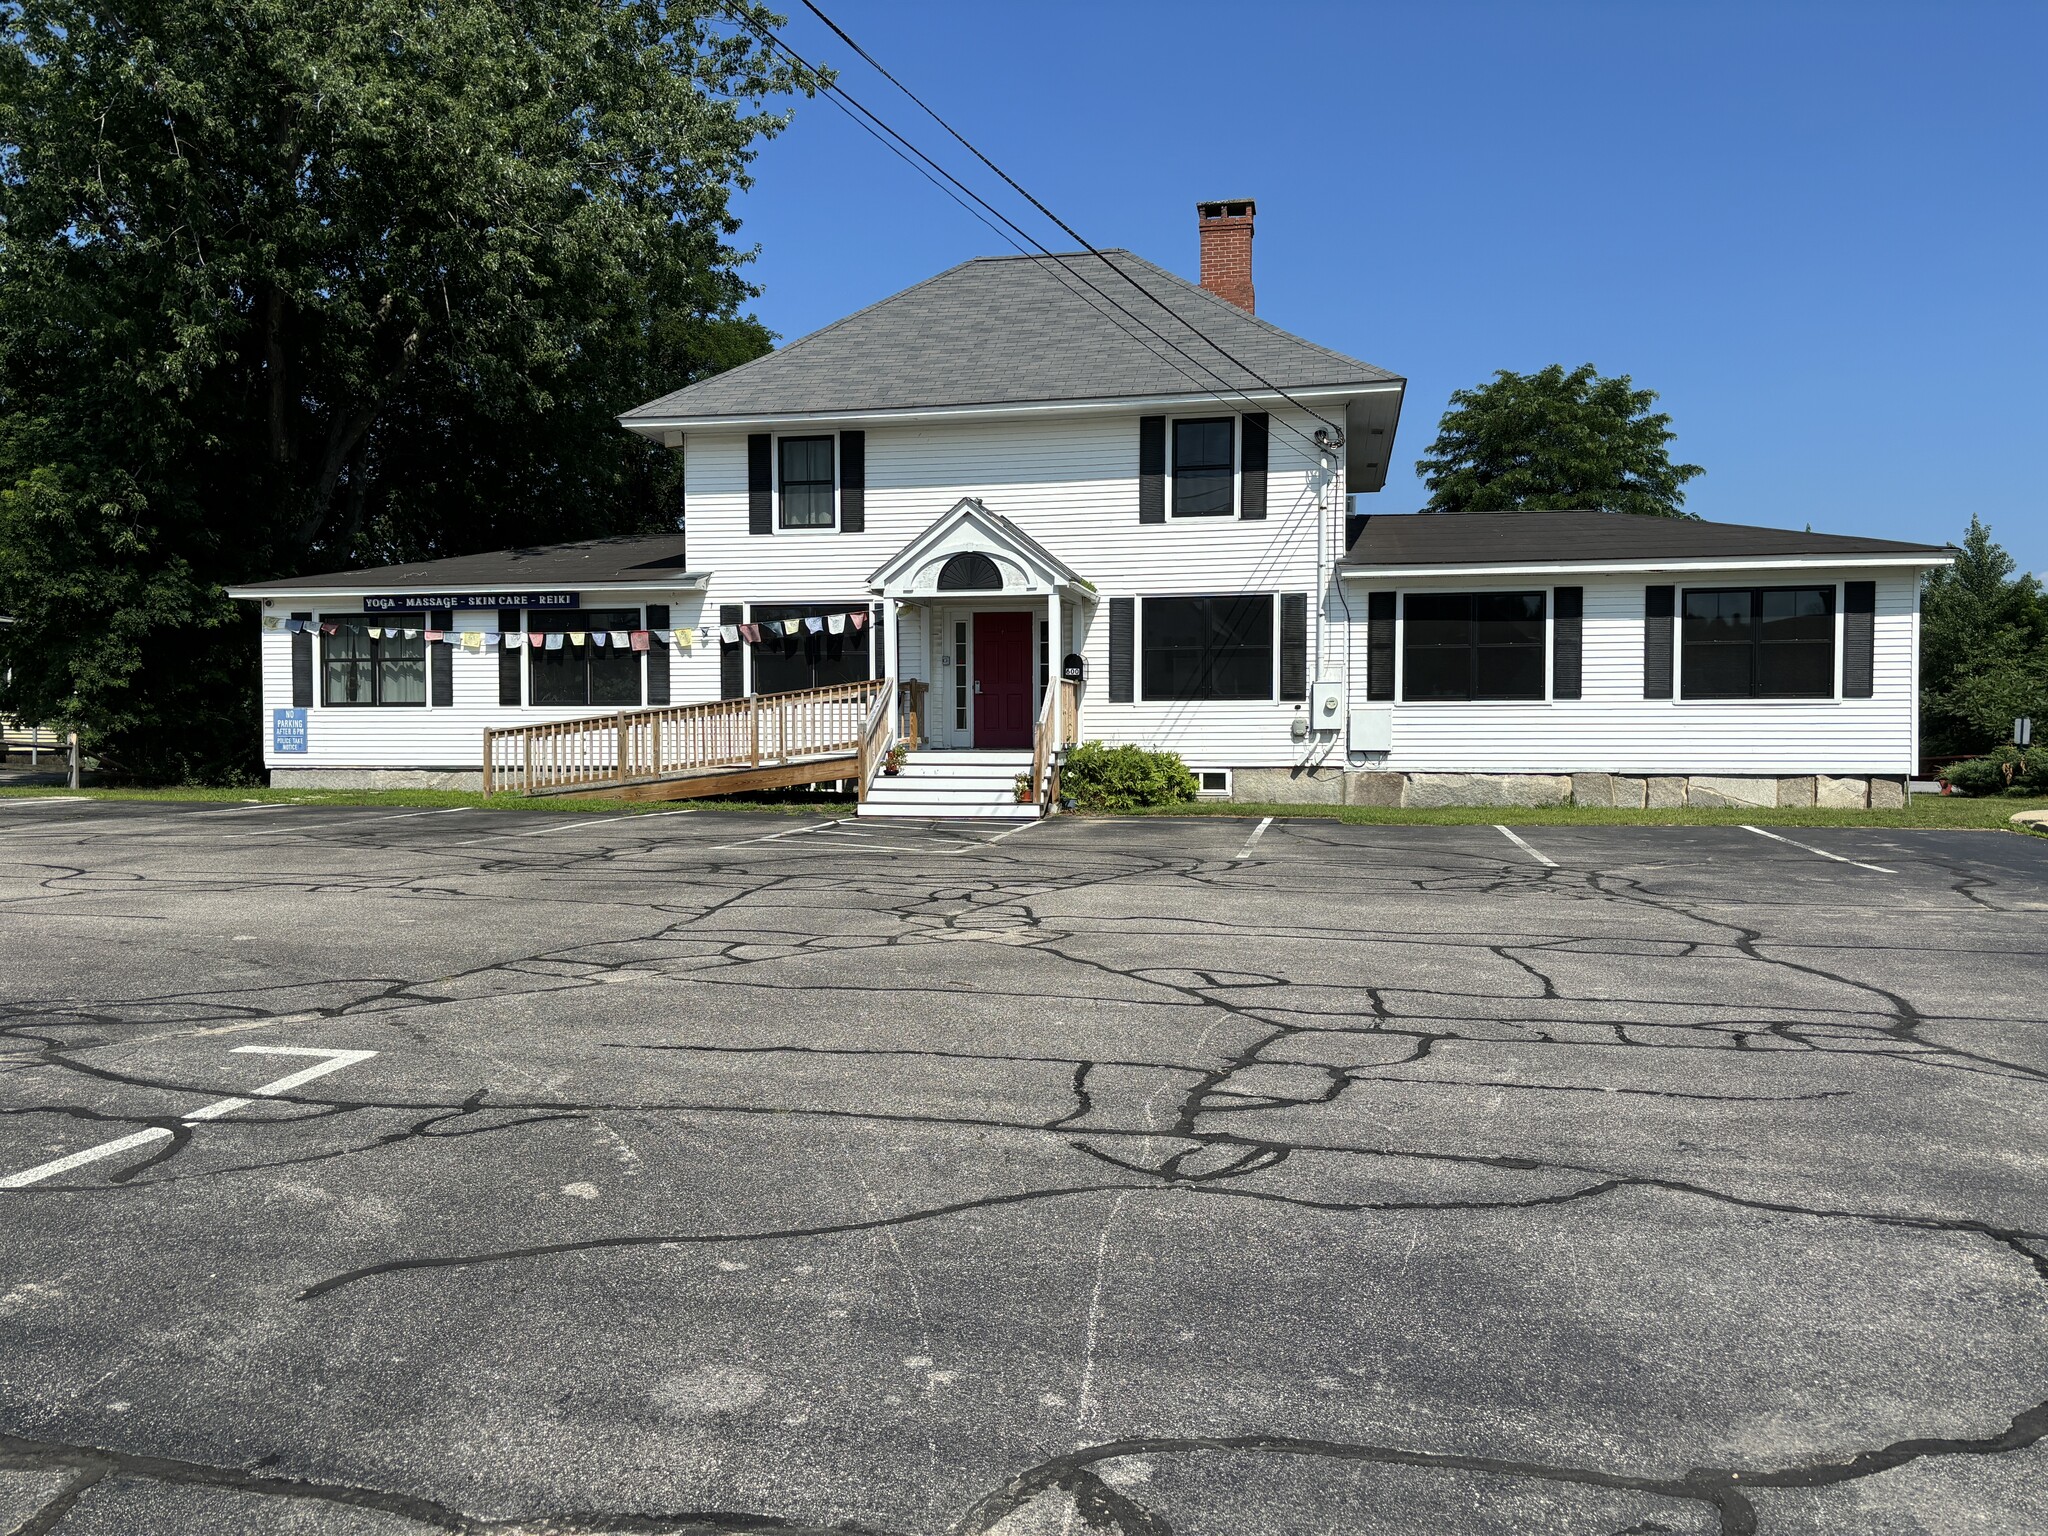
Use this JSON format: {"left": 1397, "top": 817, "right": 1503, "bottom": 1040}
{"left": 1340, "top": 510, "right": 1953, "bottom": 566}
{"left": 228, "top": 534, "right": 695, "bottom": 594}
{"left": 621, "top": 251, "right": 1401, "bottom": 423}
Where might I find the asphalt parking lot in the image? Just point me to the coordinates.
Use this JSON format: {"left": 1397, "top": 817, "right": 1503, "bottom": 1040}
{"left": 1, "top": 800, "right": 2044, "bottom": 1536}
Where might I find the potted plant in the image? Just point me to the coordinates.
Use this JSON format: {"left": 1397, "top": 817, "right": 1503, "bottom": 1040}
{"left": 1014, "top": 772, "right": 1034, "bottom": 804}
{"left": 883, "top": 742, "right": 909, "bottom": 776}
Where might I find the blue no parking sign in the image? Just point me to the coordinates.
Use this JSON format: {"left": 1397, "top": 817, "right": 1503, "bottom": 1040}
{"left": 272, "top": 708, "right": 308, "bottom": 754}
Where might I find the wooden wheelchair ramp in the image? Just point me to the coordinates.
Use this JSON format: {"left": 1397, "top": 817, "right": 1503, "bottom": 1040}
{"left": 483, "top": 679, "right": 892, "bottom": 804}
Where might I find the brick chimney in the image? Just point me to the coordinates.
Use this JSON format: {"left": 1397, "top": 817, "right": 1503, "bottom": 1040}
{"left": 1196, "top": 199, "right": 1256, "bottom": 313}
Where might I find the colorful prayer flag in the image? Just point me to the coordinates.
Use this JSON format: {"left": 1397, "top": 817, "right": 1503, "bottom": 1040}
{"left": 630, "top": 630, "right": 650, "bottom": 652}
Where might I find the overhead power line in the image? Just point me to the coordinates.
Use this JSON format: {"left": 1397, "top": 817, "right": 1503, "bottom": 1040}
{"left": 793, "top": 0, "right": 1349, "bottom": 442}
{"left": 715, "top": 4, "right": 1345, "bottom": 460}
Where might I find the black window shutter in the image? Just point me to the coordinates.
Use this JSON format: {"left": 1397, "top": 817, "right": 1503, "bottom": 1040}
{"left": 644, "top": 604, "right": 671, "bottom": 705}
{"left": 290, "top": 612, "right": 313, "bottom": 708}
{"left": 1552, "top": 586, "right": 1584, "bottom": 701}
{"left": 838, "top": 430, "right": 865, "bottom": 533}
{"left": 1108, "top": 597, "right": 1135, "bottom": 701}
{"left": 429, "top": 608, "right": 453, "bottom": 707}
{"left": 1842, "top": 581, "right": 1875, "bottom": 698}
{"left": 1241, "top": 413, "right": 1269, "bottom": 520}
{"left": 1644, "top": 585, "right": 1675, "bottom": 699}
{"left": 719, "top": 604, "right": 744, "bottom": 699}
{"left": 747, "top": 434, "right": 772, "bottom": 536}
{"left": 1366, "top": 591, "right": 1395, "bottom": 702}
{"left": 1138, "top": 417, "right": 1165, "bottom": 523}
{"left": 497, "top": 608, "right": 522, "bottom": 706}
{"left": 1279, "top": 591, "right": 1307, "bottom": 699}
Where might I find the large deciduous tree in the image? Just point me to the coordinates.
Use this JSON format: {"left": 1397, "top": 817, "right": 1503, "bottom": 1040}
{"left": 1920, "top": 515, "right": 2048, "bottom": 757}
{"left": 0, "top": 0, "right": 805, "bottom": 781}
{"left": 1416, "top": 363, "right": 1704, "bottom": 518}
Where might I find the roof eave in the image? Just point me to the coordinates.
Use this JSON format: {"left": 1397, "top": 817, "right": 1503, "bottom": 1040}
{"left": 618, "top": 380, "right": 1405, "bottom": 437}
{"left": 1337, "top": 552, "right": 1956, "bottom": 580}
{"left": 225, "top": 573, "right": 713, "bottom": 600}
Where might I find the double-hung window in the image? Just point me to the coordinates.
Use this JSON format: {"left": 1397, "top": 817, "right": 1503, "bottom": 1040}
{"left": 322, "top": 613, "right": 426, "bottom": 706}
{"left": 778, "top": 436, "right": 835, "bottom": 529}
{"left": 528, "top": 608, "right": 644, "bottom": 707}
{"left": 1141, "top": 594, "right": 1273, "bottom": 700}
{"left": 1402, "top": 592, "right": 1546, "bottom": 701}
{"left": 1681, "top": 586, "right": 1834, "bottom": 699}
{"left": 1171, "top": 418, "right": 1235, "bottom": 517}
{"left": 748, "top": 602, "right": 872, "bottom": 694}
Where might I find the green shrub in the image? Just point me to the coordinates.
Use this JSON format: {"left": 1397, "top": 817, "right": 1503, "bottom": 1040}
{"left": 1059, "top": 740, "right": 1199, "bottom": 812}
{"left": 1943, "top": 744, "right": 2048, "bottom": 796}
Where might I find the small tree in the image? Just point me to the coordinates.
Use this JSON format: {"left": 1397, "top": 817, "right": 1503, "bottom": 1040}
{"left": 1920, "top": 515, "right": 2048, "bottom": 756}
{"left": 1417, "top": 363, "right": 1703, "bottom": 518}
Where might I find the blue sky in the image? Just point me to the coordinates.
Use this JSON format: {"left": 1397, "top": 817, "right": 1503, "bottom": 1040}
{"left": 727, "top": 1, "right": 2046, "bottom": 571}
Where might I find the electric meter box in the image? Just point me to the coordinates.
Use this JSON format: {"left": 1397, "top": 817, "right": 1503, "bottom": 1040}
{"left": 1309, "top": 682, "right": 1345, "bottom": 732}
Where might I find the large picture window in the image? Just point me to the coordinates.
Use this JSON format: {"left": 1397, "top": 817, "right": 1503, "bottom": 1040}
{"left": 1681, "top": 586, "right": 1835, "bottom": 699}
{"left": 1171, "top": 418, "right": 1235, "bottom": 517}
{"left": 749, "top": 603, "right": 872, "bottom": 694}
{"left": 1402, "top": 592, "right": 1546, "bottom": 701}
{"left": 1142, "top": 594, "right": 1273, "bottom": 700}
{"left": 528, "top": 608, "right": 643, "bottom": 707}
{"left": 322, "top": 612, "right": 426, "bottom": 706}
{"left": 778, "top": 436, "right": 835, "bottom": 529}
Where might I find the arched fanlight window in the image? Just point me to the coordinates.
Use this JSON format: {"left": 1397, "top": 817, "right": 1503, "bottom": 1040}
{"left": 936, "top": 551, "right": 1003, "bottom": 591}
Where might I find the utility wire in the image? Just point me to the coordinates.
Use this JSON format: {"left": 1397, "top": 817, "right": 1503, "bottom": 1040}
{"left": 718, "top": 5, "right": 1340, "bottom": 459}
{"left": 794, "top": 0, "right": 1350, "bottom": 442}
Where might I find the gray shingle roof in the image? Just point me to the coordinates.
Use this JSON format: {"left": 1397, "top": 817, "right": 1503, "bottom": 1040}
{"left": 1340, "top": 511, "right": 1953, "bottom": 567}
{"left": 621, "top": 251, "right": 1401, "bottom": 424}
{"left": 227, "top": 534, "right": 696, "bottom": 594}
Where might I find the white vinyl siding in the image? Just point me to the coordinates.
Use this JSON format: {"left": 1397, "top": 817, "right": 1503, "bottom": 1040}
{"left": 1342, "top": 569, "right": 1921, "bottom": 776}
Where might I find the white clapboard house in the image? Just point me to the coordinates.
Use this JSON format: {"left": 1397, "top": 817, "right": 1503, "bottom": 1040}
{"left": 229, "top": 201, "right": 1952, "bottom": 816}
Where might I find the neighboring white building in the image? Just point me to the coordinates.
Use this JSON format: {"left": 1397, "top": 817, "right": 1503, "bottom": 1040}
{"left": 228, "top": 202, "right": 1952, "bottom": 810}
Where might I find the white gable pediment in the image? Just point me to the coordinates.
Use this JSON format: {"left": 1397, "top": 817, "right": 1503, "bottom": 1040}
{"left": 867, "top": 498, "right": 1087, "bottom": 600}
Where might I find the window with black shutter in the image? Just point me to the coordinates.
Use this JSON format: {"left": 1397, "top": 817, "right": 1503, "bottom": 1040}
{"left": 1401, "top": 592, "right": 1546, "bottom": 701}
{"left": 1142, "top": 595, "right": 1274, "bottom": 701}
{"left": 1644, "top": 585, "right": 1675, "bottom": 699}
{"left": 1680, "top": 586, "right": 1835, "bottom": 699}
{"left": 719, "top": 604, "right": 744, "bottom": 698}
{"left": 290, "top": 612, "right": 313, "bottom": 708}
{"left": 1107, "top": 597, "right": 1135, "bottom": 700}
{"left": 429, "top": 608, "right": 453, "bottom": 707}
{"left": 838, "top": 430, "right": 865, "bottom": 534}
{"left": 1552, "top": 586, "right": 1583, "bottom": 701}
{"left": 497, "top": 609, "right": 523, "bottom": 706}
{"left": 747, "top": 434, "right": 772, "bottom": 535}
{"left": 1366, "top": 592, "right": 1395, "bottom": 701}
{"left": 1279, "top": 592, "right": 1307, "bottom": 700}
{"left": 1137, "top": 419, "right": 1165, "bottom": 523}
{"left": 1171, "top": 419, "right": 1235, "bottom": 517}
{"left": 778, "top": 436, "right": 834, "bottom": 529}
{"left": 645, "top": 604, "right": 671, "bottom": 706}
{"left": 1842, "top": 581, "right": 1875, "bottom": 698}
{"left": 1240, "top": 413, "right": 1268, "bottom": 520}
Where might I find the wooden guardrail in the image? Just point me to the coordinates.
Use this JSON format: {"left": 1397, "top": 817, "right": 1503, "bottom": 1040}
{"left": 1028, "top": 677, "right": 1081, "bottom": 810}
{"left": 484, "top": 678, "right": 889, "bottom": 797}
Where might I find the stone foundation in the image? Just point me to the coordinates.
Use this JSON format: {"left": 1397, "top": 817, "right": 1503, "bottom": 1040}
{"left": 1227, "top": 771, "right": 1906, "bottom": 810}
{"left": 269, "top": 768, "right": 486, "bottom": 792}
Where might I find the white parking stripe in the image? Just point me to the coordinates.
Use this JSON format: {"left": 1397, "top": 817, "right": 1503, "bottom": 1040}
{"left": 0, "top": 1045, "right": 377, "bottom": 1189}
{"left": 1495, "top": 825, "right": 1557, "bottom": 867}
{"left": 446, "top": 809, "right": 693, "bottom": 847}
{"left": 230, "top": 806, "right": 471, "bottom": 838}
{"left": 0, "top": 798, "right": 92, "bottom": 806}
{"left": 707, "top": 818, "right": 848, "bottom": 851}
{"left": 1740, "top": 825, "right": 1897, "bottom": 874}
{"left": 1232, "top": 816, "right": 1274, "bottom": 860}
{"left": 186, "top": 802, "right": 299, "bottom": 816}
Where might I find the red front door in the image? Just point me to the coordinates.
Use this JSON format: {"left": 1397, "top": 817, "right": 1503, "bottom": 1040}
{"left": 972, "top": 611, "right": 1034, "bottom": 749}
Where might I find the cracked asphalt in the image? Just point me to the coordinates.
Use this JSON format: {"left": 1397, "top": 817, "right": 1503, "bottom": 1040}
{"left": 1, "top": 799, "right": 2044, "bottom": 1536}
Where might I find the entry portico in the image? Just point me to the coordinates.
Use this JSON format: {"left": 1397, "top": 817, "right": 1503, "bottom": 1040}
{"left": 870, "top": 497, "right": 1095, "bottom": 754}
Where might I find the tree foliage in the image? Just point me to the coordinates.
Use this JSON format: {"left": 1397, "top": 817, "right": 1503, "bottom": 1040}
{"left": 1920, "top": 515, "right": 2048, "bottom": 757}
{"left": 0, "top": 0, "right": 806, "bottom": 781}
{"left": 1416, "top": 363, "right": 1704, "bottom": 518}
